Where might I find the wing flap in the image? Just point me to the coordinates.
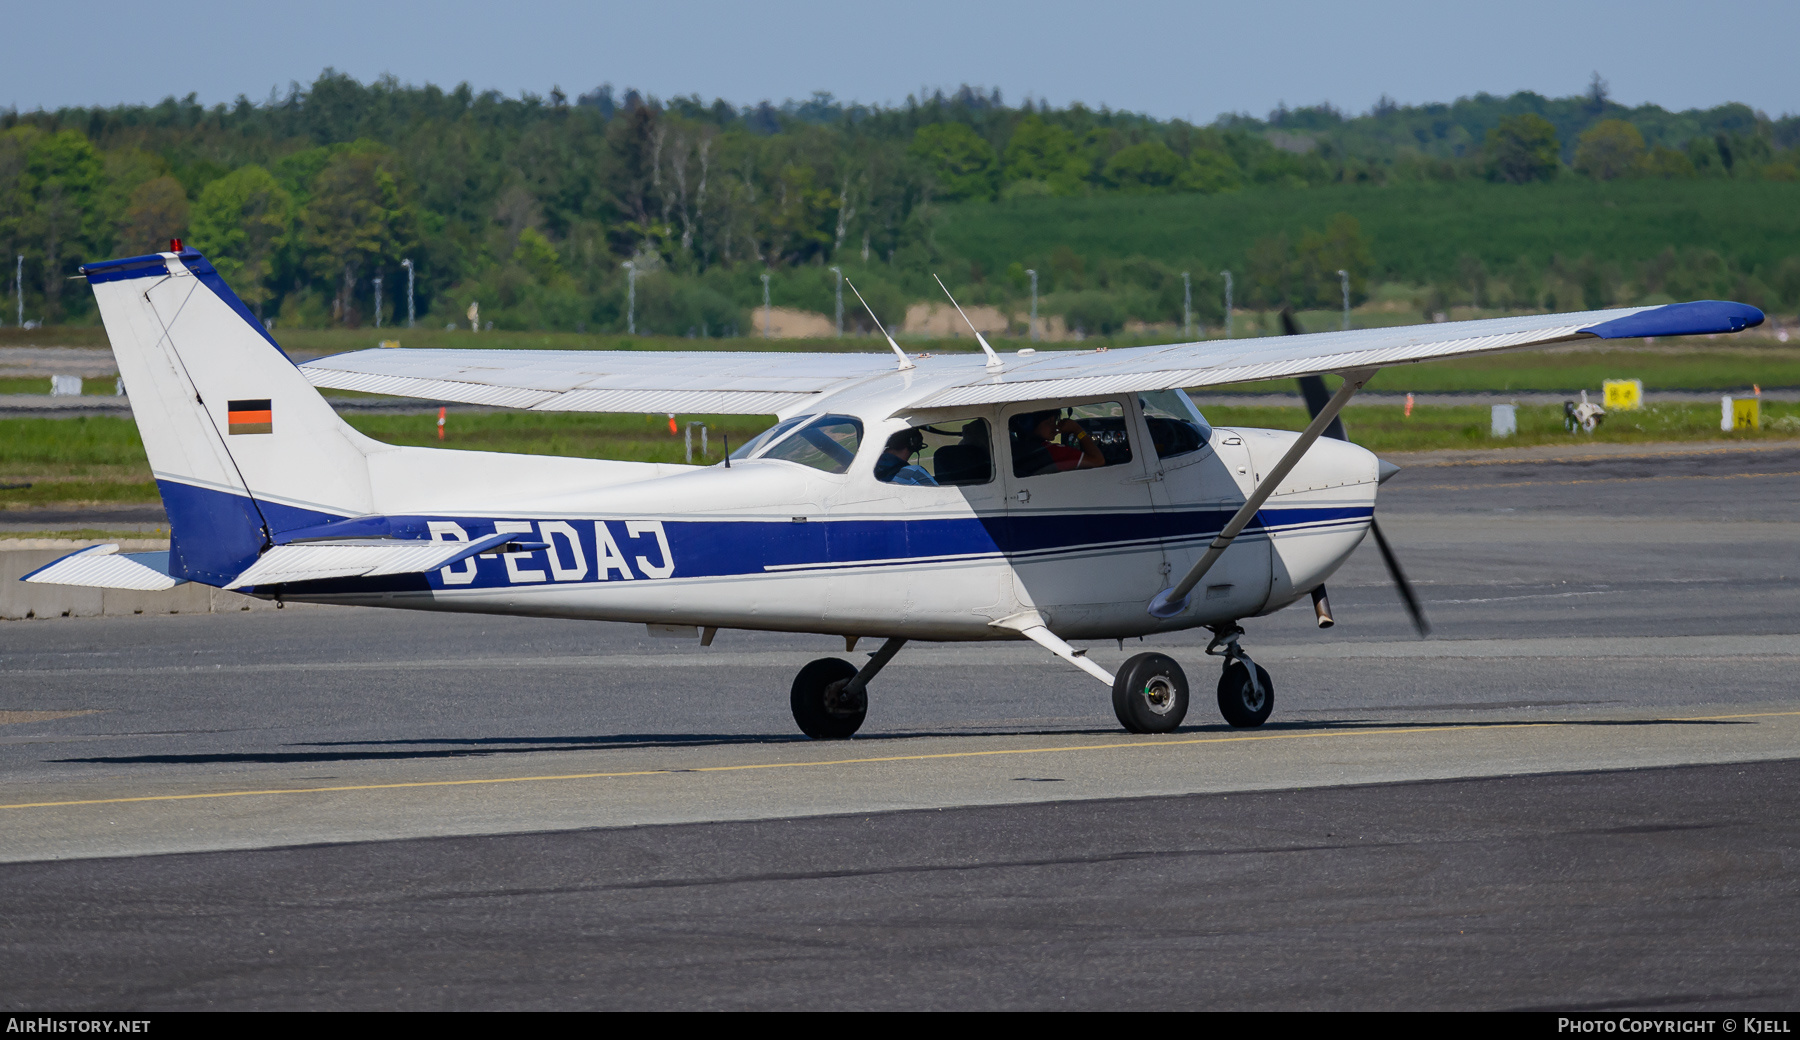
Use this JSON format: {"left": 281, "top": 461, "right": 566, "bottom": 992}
{"left": 301, "top": 348, "right": 895, "bottom": 415}
{"left": 22, "top": 545, "right": 185, "bottom": 591}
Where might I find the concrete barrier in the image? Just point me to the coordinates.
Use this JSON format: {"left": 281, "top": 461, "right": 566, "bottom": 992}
{"left": 0, "top": 549, "right": 280, "bottom": 619}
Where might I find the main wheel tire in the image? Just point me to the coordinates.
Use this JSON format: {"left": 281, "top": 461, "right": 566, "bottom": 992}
{"left": 1111, "top": 652, "right": 1189, "bottom": 733}
{"left": 1217, "top": 660, "right": 1274, "bottom": 728}
{"left": 790, "top": 657, "right": 865, "bottom": 739}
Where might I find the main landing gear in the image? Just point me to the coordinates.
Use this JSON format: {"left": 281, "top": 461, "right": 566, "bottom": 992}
{"left": 790, "top": 637, "right": 906, "bottom": 739}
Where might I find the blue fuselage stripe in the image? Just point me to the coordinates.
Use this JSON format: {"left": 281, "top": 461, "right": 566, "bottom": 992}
{"left": 157, "top": 481, "right": 1369, "bottom": 593}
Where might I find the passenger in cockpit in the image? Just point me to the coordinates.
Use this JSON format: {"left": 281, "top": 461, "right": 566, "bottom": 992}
{"left": 1010, "top": 410, "right": 1107, "bottom": 476}
{"left": 873, "top": 428, "right": 939, "bottom": 486}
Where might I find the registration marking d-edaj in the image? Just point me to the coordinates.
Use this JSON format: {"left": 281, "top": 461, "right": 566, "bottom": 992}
{"left": 25, "top": 246, "right": 1765, "bottom": 738}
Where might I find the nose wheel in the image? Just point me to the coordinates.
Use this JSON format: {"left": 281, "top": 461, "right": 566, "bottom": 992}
{"left": 790, "top": 658, "right": 865, "bottom": 739}
{"left": 788, "top": 638, "right": 906, "bottom": 740}
{"left": 1208, "top": 625, "right": 1273, "bottom": 728}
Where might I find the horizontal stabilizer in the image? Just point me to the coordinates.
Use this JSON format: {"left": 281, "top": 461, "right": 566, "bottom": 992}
{"left": 224, "top": 532, "right": 543, "bottom": 589}
{"left": 22, "top": 545, "right": 186, "bottom": 591}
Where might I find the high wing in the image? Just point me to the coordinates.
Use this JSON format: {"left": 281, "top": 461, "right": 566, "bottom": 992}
{"left": 299, "top": 348, "right": 896, "bottom": 416}
{"left": 905, "top": 300, "right": 1762, "bottom": 409}
{"left": 298, "top": 300, "right": 1763, "bottom": 415}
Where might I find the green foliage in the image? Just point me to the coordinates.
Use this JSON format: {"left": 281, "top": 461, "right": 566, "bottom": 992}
{"left": 908, "top": 123, "right": 999, "bottom": 201}
{"left": 301, "top": 149, "right": 416, "bottom": 324}
{"left": 937, "top": 179, "right": 1800, "bottom": 296}
{"left": 2, "top": 127, "right": 108, "bottom": 320}
{"left": 1575, "top": 120, "right": 1647, "bottom": 181}
{"left": 1002, "top": 115, "right": 1086, "bottom": 196}
{"left": 1486, "top": 115, "right": 1561, "bottom": 184}
{"left": 5, "top": 71, "right": 1800, "bottom": 334}
{"left": 1244, "top": 214, "right": 1373, "bottom": 308}
{"left": 118, "top": 175, "right": 189, "bottom": 255}
{"left": 1179, "top": 150, "right": 1243, "bottom": 194}
{"left": 1103, "top": 141, "right": 1184, "bottom": 192}
{"left": 189, "top": 165, "right": 293, "bottom": 316}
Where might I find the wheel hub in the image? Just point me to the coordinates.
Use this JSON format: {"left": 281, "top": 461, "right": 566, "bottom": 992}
{"left": 1140, "top": 677, "right": 1176, "bottom": 716}
{"left": 822, "top": 678, "right": 866, "bottom": 718}
{"left": 1239, "top": 675, "right": 1266, "bottom": 712}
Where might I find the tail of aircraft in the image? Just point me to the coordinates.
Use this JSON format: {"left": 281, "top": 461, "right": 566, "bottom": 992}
{"left": 84, "top": 249, "right": 384, "bottom": 585}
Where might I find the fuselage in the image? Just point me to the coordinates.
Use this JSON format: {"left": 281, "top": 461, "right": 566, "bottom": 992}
{"left": 269, "top": 395, "right": 1380, "bottom": 642}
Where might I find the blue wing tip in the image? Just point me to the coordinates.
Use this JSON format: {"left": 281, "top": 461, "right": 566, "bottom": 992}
{"left": 1584, "top": 300, "right": 1765, "bottom": 340}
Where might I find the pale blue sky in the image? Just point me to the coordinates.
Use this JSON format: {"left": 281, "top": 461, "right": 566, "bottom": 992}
{"left": 7, "top": 1, "right": 1796, "bottom": 120}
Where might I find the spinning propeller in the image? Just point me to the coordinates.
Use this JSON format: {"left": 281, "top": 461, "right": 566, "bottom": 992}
{"left": 1283, "top": 308, "right": 1431, "bottom": 637}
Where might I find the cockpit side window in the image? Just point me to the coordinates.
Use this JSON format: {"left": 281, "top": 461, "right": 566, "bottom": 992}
{"left": 1138, "top": 389, "right": 1212, "bottom": 459}
{"left": 1008, "top": 402, "right": 1132, "bottom": 478}
{"left": 759, "top": 414, "right": 864, "bottom": 474}
{"left": 874, "top": 418, "right": 993, "bottom": 487}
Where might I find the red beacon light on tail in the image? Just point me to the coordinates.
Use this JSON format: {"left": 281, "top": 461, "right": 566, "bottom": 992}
{"left": 169, "top": 238, "right": 183, "bottom": 253}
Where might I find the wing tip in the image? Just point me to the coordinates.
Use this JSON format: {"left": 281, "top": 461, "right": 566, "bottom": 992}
{"left": 1583, "top": 300, "right": 1765, "bottom": 340}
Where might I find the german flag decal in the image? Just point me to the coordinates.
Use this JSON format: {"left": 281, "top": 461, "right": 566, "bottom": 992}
{"left": 227, "top": 399, "right": 273, "bottom": 435}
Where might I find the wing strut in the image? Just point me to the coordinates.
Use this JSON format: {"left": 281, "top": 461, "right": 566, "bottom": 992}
{"left": 1147, "top": 367, "right": 1378, "bottom": 619}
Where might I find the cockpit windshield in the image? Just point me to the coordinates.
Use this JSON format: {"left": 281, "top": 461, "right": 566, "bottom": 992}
{"left": 1138, "top": 389, "right": 1212, "bottom": 459}
{"left": 729, "top": 415, "right": 809, "bottom": 461}
{"left": 732, "top": 414, "right": 865, "bottom": 474}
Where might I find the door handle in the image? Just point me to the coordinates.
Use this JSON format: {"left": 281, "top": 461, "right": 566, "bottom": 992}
{"left": 1015, "top": 490, "right": 1030, "bottom": 503}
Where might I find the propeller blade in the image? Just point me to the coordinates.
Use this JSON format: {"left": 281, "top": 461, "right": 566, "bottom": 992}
{"left": 1286, "top": 306, "right": 1424, "bottom": 635}
{"left": 1296, "top": 375, "right": 1349, "bottom": 441}
{"left": 1286, "top": 308, "right": 1349, "bottom": 440}
{"left": 1368, "top": 516, "right": 1431, "bottom": 637}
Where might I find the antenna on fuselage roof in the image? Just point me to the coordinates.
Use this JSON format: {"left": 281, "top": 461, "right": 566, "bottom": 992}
{"left": 845, "top": 277, "right": 914, "bottom": 371}
{"left": 933, "top": 273, "right": 1004, "bottom": 370}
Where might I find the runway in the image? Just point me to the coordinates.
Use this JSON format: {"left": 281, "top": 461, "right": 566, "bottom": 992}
{"left": 3, "top": 443, "right": 1798, "bottom": 1009}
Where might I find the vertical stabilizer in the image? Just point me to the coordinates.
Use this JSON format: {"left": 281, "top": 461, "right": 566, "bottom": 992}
{"left": 84, "top": 250, "right": 379, "bottom": 585}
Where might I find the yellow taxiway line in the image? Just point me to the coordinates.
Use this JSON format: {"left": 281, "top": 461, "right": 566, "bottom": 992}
{"left": 4, "top": 710, "right": 1796, "bottom": 812}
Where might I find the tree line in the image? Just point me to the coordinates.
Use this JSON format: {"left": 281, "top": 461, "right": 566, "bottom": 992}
{"left": 1, "top": 72, "right": 1795, "bottom": 334}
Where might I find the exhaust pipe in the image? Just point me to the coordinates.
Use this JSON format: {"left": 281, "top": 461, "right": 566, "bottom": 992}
{"left": 1311, "top": 586, "right": 1335, "bottom": 629}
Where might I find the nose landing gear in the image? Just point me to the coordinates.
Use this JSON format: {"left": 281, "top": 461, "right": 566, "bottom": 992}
{"left": 1207, "top": 624, "right": 1273, "bottom": 728}
{"left": 789, "top": 637, "right": 907, "bottom": 739}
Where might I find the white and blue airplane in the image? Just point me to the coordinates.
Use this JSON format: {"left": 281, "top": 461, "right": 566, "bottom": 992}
{"left": 26, "top": 247, "right": 1765, "bottom": 738}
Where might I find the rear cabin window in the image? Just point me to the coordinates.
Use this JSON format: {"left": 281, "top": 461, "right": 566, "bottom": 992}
{"left": 1008, "top": 402, "right": 1133, "bottom": 478}
{"left": 873, "top": 418, "right": 993, "bottom": 487}
{"left": 759, "top": 414, "right": 864, "bottom": 474}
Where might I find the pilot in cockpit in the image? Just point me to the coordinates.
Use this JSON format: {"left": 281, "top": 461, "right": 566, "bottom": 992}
{"left": 873, "top": 428, "right": 939, "bottom": 486}
{"left": 1009, "top": 410, "right": 1107, "bottom": 476}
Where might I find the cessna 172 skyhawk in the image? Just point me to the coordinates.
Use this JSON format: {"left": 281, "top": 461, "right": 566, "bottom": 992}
{"left": 26, "top": 248, "right": 1764, "bottom": 738}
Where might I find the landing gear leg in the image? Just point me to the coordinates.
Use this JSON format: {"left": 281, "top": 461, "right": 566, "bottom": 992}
{"left": 1207, "top": 624, "right": 1273, "bottom": 728}
{"left": 789, "top": 637, "right": 905, "bottom": 740}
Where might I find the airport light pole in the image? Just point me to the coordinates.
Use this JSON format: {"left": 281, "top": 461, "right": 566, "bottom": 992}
{"left": 622, "top": 261, "right": 637, "bottom": 335}
{"left": 401, "top": 258, "right": 415, "bottom": 328}
{"left": 1338, "top": 269, "right": 1350, "bottom": 331}
{"left": 1026, "top": 268, "right": 1038, "bottom": 342}
{"left": 830, "top": 266, "right": 843, "bottom": 337}
{"left": 1182, "top": 271, "right": 1193, "bottom": 339}
{"left": 761, "top": 271, "right": 771, "bottom": 338}
{"left": 15, "top": 255, "right": 22, "bottom": 329}
{"left": 1220, "top": 270, "right": 1233, "bottom": 338}
{"left": 373, "top": 275, "right": 382, "bottom": 329}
